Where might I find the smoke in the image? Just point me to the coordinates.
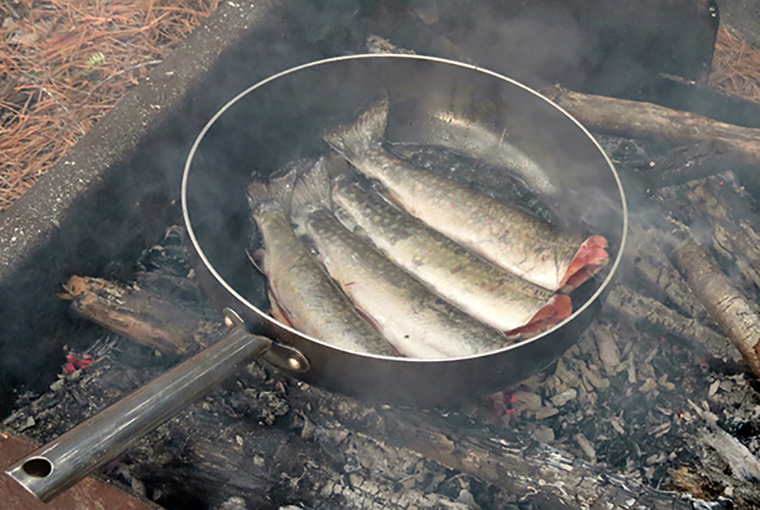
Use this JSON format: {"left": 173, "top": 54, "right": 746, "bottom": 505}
{"left": 393, "top": 0, "right": 588, "bottom": 90}
{"left": 365, "top": 0, "right": 718, "bottom": 100}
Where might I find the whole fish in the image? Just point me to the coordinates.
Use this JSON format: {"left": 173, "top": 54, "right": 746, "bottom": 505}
{"left": 290, "top": 158, "right": 512, "bottom": 358}
{"left": 246, "top": 164, "right": 397, "bottom": 356}
{"left": 331, "top": 173, "right": 572, "bottom": 332}
{"left": 410, "top": 109, "right": 560, "bottom": 198}
{"left": 322, "top": 96, "right": 609, "bottom": 292}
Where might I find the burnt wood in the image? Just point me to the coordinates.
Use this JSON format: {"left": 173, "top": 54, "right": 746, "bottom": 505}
{"left": 605, "top": 285, "right": 736, "bottom": 363}
{"left": 627, "top": 224, "right": 709, "bottom": 322}
{"left": 541, "top": 85, "right": 760, "bottom": 167}
{"left": 6, "top": 272, "right": 700, "bottom": 509}
{"left": 682, "top": 175, "right": 760, "bottom": 290}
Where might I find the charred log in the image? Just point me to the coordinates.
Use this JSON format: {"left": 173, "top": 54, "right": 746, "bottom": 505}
{"left": 637, "top": 142, "right": 755, "bottom": 189}
{"left": 627, "top": 224, "right": 709, "bottom": 322}
{"left": 604, "top": 285, "right": 737, "bottom": 363}
{"left": 1, "top": 273, "right": 704, "bottom": 509}
{"left": 60, "top": 275, "right": 208, "bottom": 355}
{"left": 681, "top": 174, "right": 760, "bottom": 291}
{"left": 540, "top": 85, "right": 760, "bottom": 167}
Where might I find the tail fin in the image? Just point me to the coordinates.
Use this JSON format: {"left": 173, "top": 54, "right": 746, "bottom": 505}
{"left": 322, "top": 95, "right": 389, "bottom": 161}
{"left": 290, "top": 157, "right": 332, "bottom": 223}
{"left": 246, "top": 165, "right": 298, "bottom": 214}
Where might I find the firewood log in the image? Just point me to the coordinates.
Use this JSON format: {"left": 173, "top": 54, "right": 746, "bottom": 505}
{"left": 13, "top": 273, "right": 697, "bottom": 509}
{"left": 672, "top": 235, "right": 760, "bottom": 378}
{"left": 627, "top": 224, "right": 708, "bottom": 322}
{"left": 681, "top": 174, "right": 760, "bottom": 290}
{"left": 540, "top": 85, "right": 760, "bottom": 167}
{"left": 604, "top": 285, "right": 737, "bottom": 363}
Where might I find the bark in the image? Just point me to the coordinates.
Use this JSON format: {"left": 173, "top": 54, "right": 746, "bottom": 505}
{"left": 681, "top": 174, "right": 760, "bottom": 290}
{"left": 5, "top": 273, "right": 705, "bottom": 509}
{"left": 540, "top": 85, "right": 760, "bottom": 167}
{"left": 604, "top": 285, "right": 737, "bottom": 363}
{"left": 627, "top": 224, "right": 708, "bottom": 322}
{"left": 61, "top": 275, "right": 208, "bottom": 355}
{"left": 672, "top": 236, "right": 760, "bottom": 378}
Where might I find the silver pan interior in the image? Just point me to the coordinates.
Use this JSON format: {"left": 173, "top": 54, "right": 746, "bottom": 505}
{"left": 183, "top": 55, "right": 627, "bottom": 405}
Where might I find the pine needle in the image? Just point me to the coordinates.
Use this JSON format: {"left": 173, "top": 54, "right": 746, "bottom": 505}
{"left": 0, "top": 0, "right": 221, "bottom": 211}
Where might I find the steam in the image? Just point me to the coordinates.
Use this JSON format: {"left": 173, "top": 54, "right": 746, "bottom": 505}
{"left": 403, "top": 1, "right": 588, "bottom": 90}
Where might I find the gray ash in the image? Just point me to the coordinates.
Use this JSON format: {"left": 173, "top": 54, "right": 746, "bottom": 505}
{"left": 9, "top": 142, "right": 760, "bottom": 508}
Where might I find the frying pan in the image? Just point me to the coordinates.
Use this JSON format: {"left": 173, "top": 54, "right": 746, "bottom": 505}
{"left": 6, "top": 55, "right": 627, "bottom": 502}
{"left": 185, "top": 54, "right": 627, "bottom": 402}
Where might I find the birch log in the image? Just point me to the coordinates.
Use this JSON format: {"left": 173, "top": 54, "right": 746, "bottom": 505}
{"left": 673, "top": 237, "right": 760, "bottom": 377}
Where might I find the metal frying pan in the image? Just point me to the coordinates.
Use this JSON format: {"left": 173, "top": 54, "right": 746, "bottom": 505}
{"left": 6, "top": 55, "right": 626, "bottom": 502}
{"left": 184, "top": 54, "right": 627, "bottom": 403}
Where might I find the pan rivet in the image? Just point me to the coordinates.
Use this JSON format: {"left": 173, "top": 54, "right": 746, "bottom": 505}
{"left": 224, "top": 316, "right": 234, "bottom": 327}
{"left": 288, "top": 357, "right": 302, "bottom": 371}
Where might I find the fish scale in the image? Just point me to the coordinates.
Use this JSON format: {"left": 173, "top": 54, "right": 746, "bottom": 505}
{"left": 291, "top": 159, "right": 511, "bottom": 359}
{"left": 332, "top": 174, "right": 571, "bottom": 332}
{"left": 247, "top": 166, "right": 396, "bottom": 356}
{"left": 322, "top": 96, "right": 609, "bottom": 292}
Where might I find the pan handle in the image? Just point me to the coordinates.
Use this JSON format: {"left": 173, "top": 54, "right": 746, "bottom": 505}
{"left": 5, "top": 308, "right": 272, "bottom": 503}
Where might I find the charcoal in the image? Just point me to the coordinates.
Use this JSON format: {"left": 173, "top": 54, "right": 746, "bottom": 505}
{"left": 10, "top": 147, "right": 760, "bottom": 508}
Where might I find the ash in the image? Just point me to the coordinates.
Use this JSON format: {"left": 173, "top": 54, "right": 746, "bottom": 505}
{"left": 6, "top": 138, "right": 760, "bottom": 509}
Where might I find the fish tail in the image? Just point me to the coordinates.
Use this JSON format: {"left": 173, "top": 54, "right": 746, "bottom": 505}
{"left": 246, "top": 165, "right": 298, "bottom": 213}
{"left": 322, "top": 152, "right": 351, "bottom": 179}
{"left": 291, "top": 157, "right": 332, "bottom": 221}
{"left": 322, "top": 95, "right": 389, "bottom": 160}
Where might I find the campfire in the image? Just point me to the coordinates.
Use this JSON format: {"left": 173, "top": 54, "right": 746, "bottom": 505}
{"left": 4, "top": 1, "right": 760, "bottom": 509}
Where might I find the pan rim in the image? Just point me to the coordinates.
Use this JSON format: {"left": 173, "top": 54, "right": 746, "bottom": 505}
{"left": 181, "top": 53, "right": 628, "bottom": 364}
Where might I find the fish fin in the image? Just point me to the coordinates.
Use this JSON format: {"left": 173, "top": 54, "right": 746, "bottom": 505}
{"left": 268, "top": 165, "right": 299, "bottom": 213}
{"left": 351, "top": 225, "right": 373, "bottom": 244}
{"left": 246, "top": 248, "right": 266, "bottom": 274}
{"left": 246, "top": 180, "right": 270, "bottom": 212}
{"left": 298, "top": 233, "right": 320, "bottom": 256}
{"left": 332, "top": 206, "right": 376, "bottom": 248}
{"left": 331, "top": 167, "right": 362, "bottom": 189}
{"left": 376, "top": 185, "right": 412, "bottom": 214}
{"left": 246, "top": 165, "right": 298, "bottom": 214}
{"left": 353, "top": 303, "right": 383, "bottom": 332}
{"left": 333, "top": 204, "right": 359, "bottom": 230}
{"left": 322, "top": 95, "right": 389, "bottom": 160}
{"left": 268, "top": 289, "right": 294, "bottom": 327}
{"left": 291, "top": 157, "right": 332, "bottom": 221}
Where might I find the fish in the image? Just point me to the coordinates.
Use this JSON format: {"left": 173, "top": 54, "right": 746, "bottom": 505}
{"left": 290, "top": 158, "right": 513, "bottom": 359}
{"left": 322, "top": 96, "right": 609, "bottom": 292}
{"left": 331, "top": 172, "right": 572, "bottom": 332}
{"left": 246, "top": 163, "right": 397, "bottom": 356}
{"left": 411, "top": 109, "right": 559, "bottom": 198}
